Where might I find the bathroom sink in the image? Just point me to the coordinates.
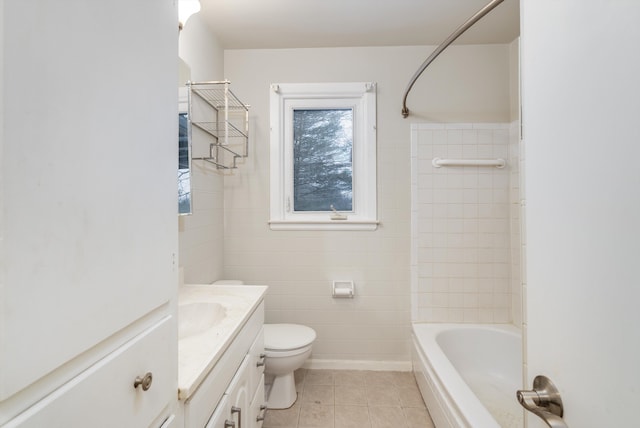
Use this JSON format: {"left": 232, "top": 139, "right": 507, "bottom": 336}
{"left": 178, "top": 302, "right": 226, "bottom": 339}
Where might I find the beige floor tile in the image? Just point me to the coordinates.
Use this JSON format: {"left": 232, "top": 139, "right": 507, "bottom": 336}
{"left": 305, "top": 370, "right": 335, "bottom": 386}
{"left": 298, "top": 403, "right": 335, "bottom": 428}
{"left": 295, "top": 369, "right": 307, "bottom": 391}
{"left": 391, "top": 371, "right": 418, "bottom": 388}
{"left": 335, "top": 384, "right": 368, "bottom": 406}
{"left": 369, "top": 406, "right": 408, "bottom": 428}
{"left": 265, "top": 369, "right": 435, "bottom": 428}
{"left": 404, "top": 407, "right": 435, "bottom": 428}
{"left": 333, "top": 370, "right": 366, "bottom": 387}
{"left": 364, "top": 371, "right": 397, "bottom": 387}
{"left": 334, "top": 405, "right": 371, "bottom": 428}
{"left": 264, "top": 401, "right": 301, "bottom": 427}
{"left": 302, "top": 384, "right": 334, "bottom": 405}
{"left": 398, "top": 386, "right": 426, "bottom": 408}
{"left": 366, "top": 385, "right": 401, "bottom": 407}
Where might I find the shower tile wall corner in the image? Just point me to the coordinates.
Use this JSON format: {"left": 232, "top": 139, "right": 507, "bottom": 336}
{"left": 410, "top": 122, "right": 522, "bottom": 325}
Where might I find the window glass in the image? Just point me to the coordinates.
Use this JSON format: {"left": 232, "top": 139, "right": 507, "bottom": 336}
{"left": 178, "top": 112, "right": 191, "bottom": 215}
{"left": 293, "top": 109, "right": 353, "bottom": 212}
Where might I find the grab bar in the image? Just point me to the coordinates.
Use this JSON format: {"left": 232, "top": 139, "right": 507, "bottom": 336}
{"left": 401, "top": 0, "right": 505, "bottom": 118}
{"left": 432, "top": 157, "right": 506, "bottom": 168}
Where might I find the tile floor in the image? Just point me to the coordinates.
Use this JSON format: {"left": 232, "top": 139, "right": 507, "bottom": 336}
{"left": 263, "top": 369, "right": 435, "bottom": 428}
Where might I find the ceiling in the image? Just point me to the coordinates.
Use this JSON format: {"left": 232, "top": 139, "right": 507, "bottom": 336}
{"left": 198, "top": 0, "right": 520, "bottom": 49}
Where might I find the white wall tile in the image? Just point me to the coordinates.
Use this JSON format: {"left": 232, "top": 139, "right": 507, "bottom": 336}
{"left": 411, "top": 122, "right": 521, "bottom": 324}
{"left": 445, "top": 123, "right": 473, "bottom": 130}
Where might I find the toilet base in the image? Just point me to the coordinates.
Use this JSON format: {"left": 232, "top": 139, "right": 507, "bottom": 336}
{"left": 267, "top": 372, "right": 297, "bottom": 409}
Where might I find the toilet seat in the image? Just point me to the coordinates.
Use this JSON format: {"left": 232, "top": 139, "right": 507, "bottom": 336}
{"left": 264, "top": 346, "right": 312, "bottom": 358}
{"left": 264, "top": 323, "right": 316, "bottom": 352}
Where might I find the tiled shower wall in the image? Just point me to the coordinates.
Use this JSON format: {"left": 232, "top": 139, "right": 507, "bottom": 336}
{"left": 411, "top": 122, "right": 522, "bottom": 324}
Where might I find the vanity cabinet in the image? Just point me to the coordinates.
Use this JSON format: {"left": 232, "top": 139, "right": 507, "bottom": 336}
{"left": 182, "top": 301, "right": 266, "bottom": 428}
{"left": 0, "top": 1, "right": 178, "bottom": 427}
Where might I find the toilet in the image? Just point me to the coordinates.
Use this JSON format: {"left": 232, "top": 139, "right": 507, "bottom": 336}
{"left": 263, "top": 323, "right": 316, "bottom": 408}
{"left": 213, "top": 281, "right": 316, "bottom": 409}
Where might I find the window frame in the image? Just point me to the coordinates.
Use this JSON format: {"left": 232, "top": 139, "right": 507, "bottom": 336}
{"left": 269, "top": 82, "right": 378, "bottom": 231}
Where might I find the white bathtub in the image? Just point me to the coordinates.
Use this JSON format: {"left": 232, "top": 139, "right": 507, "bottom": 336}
{"left": 412, "top": 323, "right": 523, "bottom": 428}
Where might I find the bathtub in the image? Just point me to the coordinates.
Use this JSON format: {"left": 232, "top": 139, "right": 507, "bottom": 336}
{"left": 412, "top": 323, "right": 523, "bottom": 428}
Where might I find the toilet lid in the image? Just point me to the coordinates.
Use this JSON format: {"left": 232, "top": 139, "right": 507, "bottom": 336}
{"left": 264, "top": 324, "right": 317, "bottom": 351}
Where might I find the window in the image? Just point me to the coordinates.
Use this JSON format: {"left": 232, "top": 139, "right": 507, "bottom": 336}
{"left": 269, "top": 82, "right": 378, "bottom": 230}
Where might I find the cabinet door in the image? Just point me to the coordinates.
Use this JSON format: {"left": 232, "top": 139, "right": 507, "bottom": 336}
{"left": 205, "top": 395, "right": 231, "bottom": 428}
{"left": 227, "top": 357, "right": 251, "bottom": 428}
{"left": 205, "top": 354, "right": 251, "bottom": 428}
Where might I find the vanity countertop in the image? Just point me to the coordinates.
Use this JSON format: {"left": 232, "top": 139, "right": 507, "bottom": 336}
{"left": 177, "top": 284, "right": 267, "bottom": 400}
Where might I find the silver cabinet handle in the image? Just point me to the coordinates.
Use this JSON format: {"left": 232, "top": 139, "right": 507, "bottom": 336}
{"left": 224, "top": 421, "right": 235, "bottom": 428}
{"left": 256, "top": 353, "right": 266, "bottom": 367}
{"left": 256, "top": 405, "right": 267, "bottom": 422}
{"left": 133, "top": 372, "right": 153, "bottom": 391}
{"left": 231, "top": 406, "right": 242, "bottom": 428}
{"left": 517, "top": 375, "right": 567, "bottom": 428}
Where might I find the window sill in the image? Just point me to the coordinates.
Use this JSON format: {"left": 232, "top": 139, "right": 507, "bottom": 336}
{"left": 269, "top": 220, "right": 379, "bottom": 231}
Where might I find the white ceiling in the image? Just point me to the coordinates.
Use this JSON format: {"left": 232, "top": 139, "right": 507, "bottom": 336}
{"left": 198, "top": 0, "right": 520, "bottom": 49}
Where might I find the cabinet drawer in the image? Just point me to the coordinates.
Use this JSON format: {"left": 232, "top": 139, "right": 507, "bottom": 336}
{"left": 4, "top": 317, "right": 175, "bottom": 428}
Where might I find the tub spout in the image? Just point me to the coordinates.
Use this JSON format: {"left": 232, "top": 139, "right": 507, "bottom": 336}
{"left": 517, "top": 375, "right": 568, "bottom": 428}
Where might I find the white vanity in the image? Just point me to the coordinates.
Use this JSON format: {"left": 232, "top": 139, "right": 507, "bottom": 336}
{"left": 177, "top": 285, "right": 268, "bottom": 428}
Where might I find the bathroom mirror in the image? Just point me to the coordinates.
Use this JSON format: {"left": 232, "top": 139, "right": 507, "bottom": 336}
{"left": 178, "top": 87, "right": 192, "bottom": 215}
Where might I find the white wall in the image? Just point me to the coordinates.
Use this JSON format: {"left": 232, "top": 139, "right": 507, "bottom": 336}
{"left": 509, "top": 38, "right": 520, "bottom": 122}
{"left": 178, "top": 14, "right": 226, "bottom": 283}
{"left": 223, "top": 45, "right": 511, "bottom": 364}
{"left": 178, "top": 14, "right": 223, "bottom": 82}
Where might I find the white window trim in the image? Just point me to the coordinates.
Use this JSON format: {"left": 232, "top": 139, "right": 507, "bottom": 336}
{"left": 269, "top": 82, "right": 378, "bottom": 231}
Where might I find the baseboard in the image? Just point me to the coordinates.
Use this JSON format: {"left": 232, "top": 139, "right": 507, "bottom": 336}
{"left": 302, "top": 358, "right": 413, "bottom": 372}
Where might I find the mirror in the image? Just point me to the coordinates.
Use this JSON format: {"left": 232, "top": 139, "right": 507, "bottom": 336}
{"left": 178, "top": 88, "right": 192, "bottom": 215}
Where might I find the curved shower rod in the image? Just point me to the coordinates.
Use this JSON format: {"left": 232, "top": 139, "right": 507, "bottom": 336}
{"left": 401, "top": 0, "right": 505, "bottom": 118}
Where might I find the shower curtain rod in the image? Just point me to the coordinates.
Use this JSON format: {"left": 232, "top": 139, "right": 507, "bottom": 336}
{"left": 401, "top": 0, "right": 505, "bottom": 118}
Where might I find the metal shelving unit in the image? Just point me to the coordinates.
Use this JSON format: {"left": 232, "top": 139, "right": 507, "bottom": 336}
{"left": 187, "top": 80, "right": 249, "bottom": 169}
